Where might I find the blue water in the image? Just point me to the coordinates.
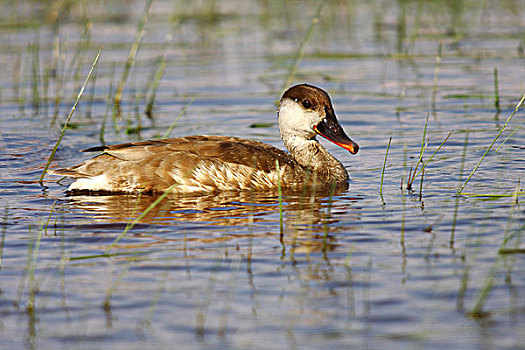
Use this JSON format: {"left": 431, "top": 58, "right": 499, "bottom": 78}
{"left": 0, "top": 1, "right": 524, "bottom": 349}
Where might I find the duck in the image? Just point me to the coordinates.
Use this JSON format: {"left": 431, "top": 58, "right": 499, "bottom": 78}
{"left": 50, "top": 84, "right": 359, "bottom": 194}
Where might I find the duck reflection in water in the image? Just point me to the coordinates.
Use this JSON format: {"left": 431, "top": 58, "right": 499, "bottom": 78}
{"left": 60, "top": 187, "right": 361, "bottom": 254}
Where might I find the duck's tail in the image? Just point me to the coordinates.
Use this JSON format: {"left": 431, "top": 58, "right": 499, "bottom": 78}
{"left": 48, "top": 167, "right": 85, "bottom": 178}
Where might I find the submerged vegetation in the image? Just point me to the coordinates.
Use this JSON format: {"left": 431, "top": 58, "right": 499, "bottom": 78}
{"left": 0, "top": 0, "right": 523, "bottom": 348}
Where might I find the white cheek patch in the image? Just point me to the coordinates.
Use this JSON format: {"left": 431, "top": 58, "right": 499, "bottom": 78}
{"left": 278, "top": 98, "right": 320, "bottom": 138}
{"left": 279, "top": 99, "right": 304, "bottom": 131}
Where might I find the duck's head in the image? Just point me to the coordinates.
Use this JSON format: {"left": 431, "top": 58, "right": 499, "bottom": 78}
{"left": 278, "top": 83, "right": 359, "bottom": 154}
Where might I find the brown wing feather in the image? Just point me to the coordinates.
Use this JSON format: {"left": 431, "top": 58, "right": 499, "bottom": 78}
{"left": 81, "top": 136, "right": 297, "bottom": 172}
{"left": 52, "top": 136, "right": 304, "bottom": 192}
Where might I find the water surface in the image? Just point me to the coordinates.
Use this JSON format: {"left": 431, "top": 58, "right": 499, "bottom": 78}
{"left": 0, "top": 1, "right": 524, "bottom": 349}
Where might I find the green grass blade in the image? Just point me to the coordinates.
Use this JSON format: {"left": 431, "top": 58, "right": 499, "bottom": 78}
{"left": 281, "top": 1, "right": 324, "bottom": 92}
{"left": 431, "top": 40, "right": 443, "bottom": 109}
{"left": 113, "top": 0, "right": 153, "bottom": 114}
{"left": 460, "top": 191, "right": 524, "bottom": 198}
{"left": 145, "top": 54, "right": 167, "bottom": 118}
{"left": 413, "top": 130, "right": 453, "bottom": 180}
{"left": 408, "top": 113, "right": 429, "bottom": 187}
{"left": 493, "top": 67, "right": 500, "bottom": 111}
{"left": 459, "top": 93, "right": 525, "bottom": 194}
{"left": 379, "top": 137, "right": 392, "bottom": 197}
{"left": 39, "top": 48, "right": 103, "bottom": 185}
{"left": 495, "top": 121, "right": 523, "bottom": 152}
{"left": 30, "top": 41, "right": 41, "bottom": 114}
{"left": 451, "top": 131, "right": 469, "bottom": 246}
{"left": 0, "top": 207, "right": 7, "bottom": 269}
{"left": 162, "top": 97, "right": 194, "bottom": 139}
{"left": 106, "top": 183, "right": 178, "bottom": 251}
{"left": 276, "top": 159, "right": 284, "bottom": 234}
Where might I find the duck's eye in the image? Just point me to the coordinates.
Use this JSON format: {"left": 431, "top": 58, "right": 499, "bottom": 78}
{"left": 302, "top": 99, "right": 312, "bottom": 109}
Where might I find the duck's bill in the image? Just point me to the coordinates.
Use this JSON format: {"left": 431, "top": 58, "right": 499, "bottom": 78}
{"left": 314, "top": 117, "right": 359, "bottom": 155}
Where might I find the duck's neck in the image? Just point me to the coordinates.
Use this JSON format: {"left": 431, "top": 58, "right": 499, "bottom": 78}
{"left": 282, "top": 135, "right": 348, "bottom": 183}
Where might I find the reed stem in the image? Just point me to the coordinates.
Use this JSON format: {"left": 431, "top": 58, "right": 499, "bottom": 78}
{"left": 459, "top": 93, "right": 525, "bottom": 193}
{"left": 451, "top": 131, "right": 469, "bottom": 246}
{"left": 113, "top": 0, "right": 153, "bottom": 115}
{"left": 30, "top": 41, "right": 41, "bottom": 114}
{"left": 107, "top": 183, "right": 178, "bottom": 251}
{"left": 379, "top": 137, "right": 392, "bottom": 197}
{"left": 493, "top": 67, "right": 500, "bottom": 112}
{"left": 431, "top": 40, "right": 443, "bottom": 109}
{"left": 413, "top": 130, "right": 452, "bottom": 181}
{"left": 281, "top": 1, "right": 324, "bottom": 92}
{"left": 407, "top": 114, "right": 429, "bottom": 189}
{"left": 0, "top": 208, "right": 8, "bottom": 269}
{"left": 162, "top": 97, "right": 194, "bottom": 139}
{"left": 39, "top": 48, "right": 103, "bottom": 185}
{"left": 145, "top": 54, "right": 167, "bottom": 119}
{"left": 495, "top": 121, "right": 523, "bottom": 152}
{"left": 276, "top": 160, "right": 284, "bottom": 234}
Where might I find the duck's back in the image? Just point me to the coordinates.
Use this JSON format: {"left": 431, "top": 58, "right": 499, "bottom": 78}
{"left": 52, "top": 136, "right": 303, "bottom": 194}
